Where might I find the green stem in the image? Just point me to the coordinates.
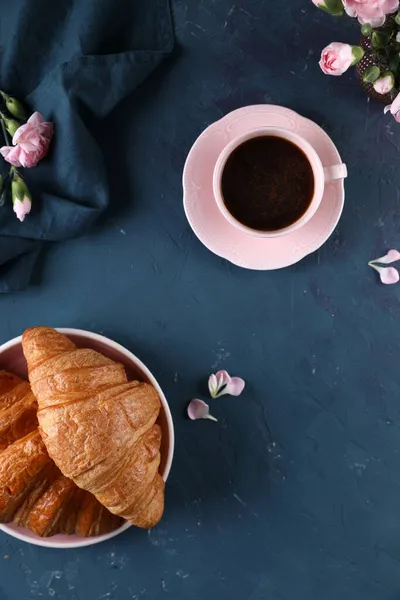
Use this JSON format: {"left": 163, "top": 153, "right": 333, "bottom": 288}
{"left": 0, "top": 115, "right": 10, "bottom": 146}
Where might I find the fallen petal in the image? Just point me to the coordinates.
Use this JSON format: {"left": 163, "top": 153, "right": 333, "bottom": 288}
{"left": 369, "top": 249, "right": 400, "bottom": 265}
{"left": 370, "top": 264, "right": 400, "bottom": 285}
{"left": 208, "top": 374, "right": 219, "bottom": 398}
{"left": 217, "top": 377, "right": 246, "bottom": 397}
{"left": 187, "top": 399, "right": 218, "bottom": 422}
{"left": 216, "top": 370, "right": 230, "bottom": 388}
{"left": 208, "top": 370, "right": 246, "bottom": 398}
{"left": 380, "top": 267, "right": 399, "bottom": 285}
{"left": 209, "top": 370, "right": 232, "bottom": 398}
{"left": 215, "top": 370, "right": 229, "bottom": 380}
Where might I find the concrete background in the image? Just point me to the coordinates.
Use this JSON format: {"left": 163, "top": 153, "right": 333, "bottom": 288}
{"left": 0, "top": 1, "right": 399, "bottom": 598}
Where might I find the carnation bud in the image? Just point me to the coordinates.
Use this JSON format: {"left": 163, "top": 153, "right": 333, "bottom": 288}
{"left": 11, "top": 173, "right": 32, "bottom": 222}
{"left": 311, "top": 0, "right": 344, "bottom": 16}
{"left": 1, "top": 91, "right": 26, "bottom": 120}
{"left": 1, "top": 113, "right": 20, "bottom": 137}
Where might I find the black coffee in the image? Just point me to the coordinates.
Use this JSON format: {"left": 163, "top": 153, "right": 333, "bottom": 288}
{"left": 221, "top": 136, "right": 314, "bottom": 231}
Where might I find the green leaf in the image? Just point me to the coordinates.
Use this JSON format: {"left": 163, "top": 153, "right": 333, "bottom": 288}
{"left": 361, "top": 23, "right": 372, "bottom": 36}
{"left": 372, "top": 31, "right": 389, "bottom": 49}
{"left": 395, "top": 12, "right": 400, "bottom": 25}
{"left": 363, "top": 65, "right": 381, "bottom": 83}
{"left": 351, "top": 46, "right": 365, "bottom": 65}
{"left": 318, "top": 0, "right": 344, "bottom": 15}
{"left": 325, "top": 0, "right": 343, "bottom": 12}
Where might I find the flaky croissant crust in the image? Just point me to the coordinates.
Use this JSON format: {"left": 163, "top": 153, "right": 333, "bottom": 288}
{"left": 0, "top": 370, "right": 122, "bottom": 537}
{"left": 23, "top": 327, "right": 165, "bottom": 529}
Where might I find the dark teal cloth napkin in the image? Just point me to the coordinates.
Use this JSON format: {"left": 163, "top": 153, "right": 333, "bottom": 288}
{"left": 0, "top": 0, "right": 174, "bottom": 292}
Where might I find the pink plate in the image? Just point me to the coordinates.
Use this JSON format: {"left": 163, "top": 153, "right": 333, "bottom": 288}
{"left": 183, "top": 105, "right": 345, "bottom": 270}
{"left": 0, "top": 329, "right": 174, "bottom": 549}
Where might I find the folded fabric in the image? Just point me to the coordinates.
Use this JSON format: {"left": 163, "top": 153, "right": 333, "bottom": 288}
{"left": 0, "top": 0, "right": 174, "bottom": 292}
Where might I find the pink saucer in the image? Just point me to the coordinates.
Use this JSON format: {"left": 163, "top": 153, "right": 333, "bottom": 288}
{"left": 183, "top": 105, "right": 345, "bottom": 270}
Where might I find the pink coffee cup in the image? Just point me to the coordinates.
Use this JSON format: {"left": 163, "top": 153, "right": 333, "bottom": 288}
{"left": 213, "top": 126, "right": 347, "bottom": 238}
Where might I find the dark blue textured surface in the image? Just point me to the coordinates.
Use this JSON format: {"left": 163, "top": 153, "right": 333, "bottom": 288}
{"left": 1, "top": 0, "right": 400, "bottom": 598}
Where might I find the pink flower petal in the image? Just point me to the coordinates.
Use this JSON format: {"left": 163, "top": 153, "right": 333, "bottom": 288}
{"left": 369, "top": 249, "right": 400, "bottom": 264}
{"left": 343, "top": 0, "right": 399, "bottom": 27}
{"left": 38, "top": 122, "right": 53, "bottom": 139}
{"left": 209, "top": 370, "right": 230, "bottom": 397}
{"left": 12, "top": 122, "right": 29, "bottom": 145}
{"left": 18, "top": 148, "right": 38, "bottom": 168}
{"left": 0, "top": 145, "right": 22, "bottom": 167}
{"left": 187, "top": 399, "right": 218, "bottom": 422}
{"left": 374, "top": 75, "right": 394, "bottom": 95}
{"left": 223, "top": 377, "right": 246, "bottom": 397}
{"left": 209, "top": 370, "right": 246, "bottom": 398}
{"left": 216, "top": 370, "right": 230, "bottom": 388}
{"left": 0, "top": 146, "right": 13, "bottom": 159}
{"left": 18, "top": 140, "right": 39, "bottom": 153}
{"left": 10, "top": 113, "right": 53, "bottom": 166}
{"left": 13, "top": 196, "right": 31, "bottom": 222}
{"left": 387, "top": 93, "right": 400, "bottom": 117}
{"left": 370, "top": 264, "right": 400, "bottom": 285}
{"left": 27, "top": 111, "right": 44, "bottom": 126}
{"left": 319, "top": 42, "right": 354, "bottom": 77}
{"left": 208, "top": 374, "right": 219, "bottom": 398}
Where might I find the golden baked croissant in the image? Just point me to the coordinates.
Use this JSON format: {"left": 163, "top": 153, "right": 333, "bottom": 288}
{"left": 0, "top": 371, "right": 122, "bottom": 537}
{"left": 23, "top": 327, "right": 165, "bottom": 529}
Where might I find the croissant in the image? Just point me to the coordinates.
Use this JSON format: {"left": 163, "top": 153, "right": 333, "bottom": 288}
{"left": 0, "top": 371, "right": 122, "bottom": 537}
{"left": 22, "top": 327, "right": 165, "bottom": 529}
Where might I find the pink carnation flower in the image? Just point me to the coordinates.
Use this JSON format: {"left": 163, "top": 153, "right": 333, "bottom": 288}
{"left": 343, "top": 0, "right": 399, "bottom": 27}
{"left": 0, "top": 112, "right": 53, "bottom": 168}
{"left": 319, "top": 42, "right": 355, "bottom": 76}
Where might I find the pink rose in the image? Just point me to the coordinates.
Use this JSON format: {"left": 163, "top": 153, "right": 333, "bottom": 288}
{"left": 343, "top": 0, "right": 399, "bottom": 26}
{"left": 384, "top": 93, "right": 400, "bottom": 122}
{"left": 319, "top": 42, "right": 355, "bottom": 76}
{"left": 0, "top": 112, "right": 53, "bottom": 168}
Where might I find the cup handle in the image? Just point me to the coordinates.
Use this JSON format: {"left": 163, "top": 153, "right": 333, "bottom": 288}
{"left": 323, "top": 163, "right": 348, "bottom": 182}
